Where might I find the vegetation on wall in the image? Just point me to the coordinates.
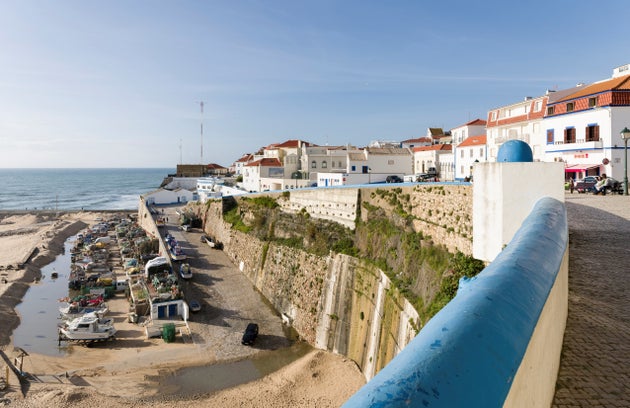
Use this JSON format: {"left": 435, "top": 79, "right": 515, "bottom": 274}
{"left": 357, "top": 187, "right": 482, "bottom": 323}
{"left": 223, "top": 195, "right": 357, "bottom": 257}
{"left": 221, "top": 187, "right": 482, "bottom": 324}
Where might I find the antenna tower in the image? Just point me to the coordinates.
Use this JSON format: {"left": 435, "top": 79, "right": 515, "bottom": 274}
{"left": 199, "top": 101, "right": 204, "bottom": 164}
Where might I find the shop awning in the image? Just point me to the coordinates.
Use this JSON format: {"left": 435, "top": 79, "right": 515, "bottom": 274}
{"left": 564, "top": 164, "right": 600, "bottom": 172}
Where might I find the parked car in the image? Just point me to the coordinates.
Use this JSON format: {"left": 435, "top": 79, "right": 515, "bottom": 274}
{"left": 574, "top": 176, "right": 599, "bottom": 193}
{"left": 416, "top": 173, "right": 437, "bottom": 182}
{"left": 179, "top": 263, "right": 192, "bottom": 280}
{"left": 204, "top": 235, "right": 223, "bottom": 250}
{"left": 188, "top": 299, "right": 201, "bottom": 313}
{"left": 241, "top": 322, "right": 259, "bottom": 346}
{"left": 386, "top": 175, "right": 403, "bottom": 183}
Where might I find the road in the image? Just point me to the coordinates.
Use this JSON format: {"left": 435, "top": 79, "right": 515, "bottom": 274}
{"left": 159, "top": 206, "right": 293, "bottom": 360}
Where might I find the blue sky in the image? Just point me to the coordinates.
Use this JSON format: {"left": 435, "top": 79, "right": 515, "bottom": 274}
{"left": 1, "top": 1, "right": 628, "bottom": 168}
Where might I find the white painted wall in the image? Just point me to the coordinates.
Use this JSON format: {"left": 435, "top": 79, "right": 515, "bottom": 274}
{"left": 504, "top": 250, "right": 568, "bottom": 408}
{"left": 544, "top": 106, "right": 630, "bottom": 181}
{"left": 472, "top": 162, "right": 565, "bottom": 262}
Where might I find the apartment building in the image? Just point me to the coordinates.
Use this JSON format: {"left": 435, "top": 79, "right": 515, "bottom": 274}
{"left": 544, "top": 64, "right": 630, "bottom": 181}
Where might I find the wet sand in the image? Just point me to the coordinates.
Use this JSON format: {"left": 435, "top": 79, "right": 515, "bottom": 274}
{"left": 0, "top": 212, "right": 365, "bottom": 407}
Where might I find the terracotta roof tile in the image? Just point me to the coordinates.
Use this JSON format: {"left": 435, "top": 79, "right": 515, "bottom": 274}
{"left": 553, "top": 74, "right": 630, "bottom": 103}
{"left": 458, "top": 135, "right": 487, "bottom": 147}
{"left": 412, "top": 144, "right": 453, "bottom": 152}
{"left": 245, "top": 158, "right": 282, "bottom": 167}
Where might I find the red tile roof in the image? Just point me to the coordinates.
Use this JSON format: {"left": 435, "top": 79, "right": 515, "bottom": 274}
{"left": 271, "top": 139, "right": 315, "bottom": 149}
{"left": 235, "top": 154, "right": 253, "bottom": 163}
{"left": 553, "top": 74, "right": 630, "bottom": 103}
{"left": 412, "top": 144, "right": 453, "bottom": 152}
{"left": 402, "top": 137, "right": 432, "bottom": 144}
{"left": 206, "top": 163, "right": 227, "bottom": 170}
{"left": 458, "top": 135, "right": 487, "bottom": 147}
{"left": 455, "top": 118, "right": 487, "bottom": 128}
{"left": 245, "top": 158, "right": 282, "bottom": 167}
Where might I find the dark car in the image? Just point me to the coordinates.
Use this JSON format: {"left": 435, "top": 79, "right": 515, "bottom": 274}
{"left": 188, "top": 299, "right": 201, "bottom": 313}
{"left": 574, "top": 176, "right": 598, "bottom": 193}
{"left": 386, "top": 175, "right": 403, "bottom": 183}
{"left": 241, "top": 322, "right": 259, "bottom": 346}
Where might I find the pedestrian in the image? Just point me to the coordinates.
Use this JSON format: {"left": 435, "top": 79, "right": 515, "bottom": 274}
{"left": 569, "top": 178, "right": 575, "bottom": 194}
{"left": 594, "top": 174, "right": 609, "bottom": 195}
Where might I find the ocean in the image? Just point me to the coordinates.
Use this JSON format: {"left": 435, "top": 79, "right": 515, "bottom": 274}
{"left": 0, "top": 168, "right": 174, "bottom": 211}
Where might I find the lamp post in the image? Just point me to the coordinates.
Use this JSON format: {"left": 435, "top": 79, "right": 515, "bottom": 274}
{"left": 621, "top": 127, "right": 630, "bottom": 196}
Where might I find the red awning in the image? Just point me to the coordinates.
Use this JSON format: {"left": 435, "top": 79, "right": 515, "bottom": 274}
{"left": 564, "top": 164, "right": 600, "bottom": 172}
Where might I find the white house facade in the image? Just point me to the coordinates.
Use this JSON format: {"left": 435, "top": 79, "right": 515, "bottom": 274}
{"left": 455, "top": 135, "right": 487, "bottom": 180}
{"left": 544, "top": 64, "right": 630, "bottom": 181}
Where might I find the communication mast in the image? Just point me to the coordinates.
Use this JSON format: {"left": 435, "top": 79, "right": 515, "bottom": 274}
{"left": 198, "top": 101, "right": 204, "bottom": 164}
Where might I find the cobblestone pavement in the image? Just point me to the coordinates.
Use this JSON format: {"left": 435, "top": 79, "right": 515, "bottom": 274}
{"left": 552, "top": 194, "right": 630, "bottom": 407}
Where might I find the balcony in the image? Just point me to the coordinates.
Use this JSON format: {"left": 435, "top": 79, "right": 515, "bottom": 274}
{"left": 546, "top": 139, "right": 603, "bottom": 152}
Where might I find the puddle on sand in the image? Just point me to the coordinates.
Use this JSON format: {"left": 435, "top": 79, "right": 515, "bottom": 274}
{"left": 152, "top": 341, "right": 312, "bottom": 396}
{"left": 13, "top": 236, "right": 76, "bottom": 357}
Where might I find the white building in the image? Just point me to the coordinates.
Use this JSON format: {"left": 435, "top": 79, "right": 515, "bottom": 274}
{"left": 400, "top": 137, "right": 432, "bottom": 149}
{"left": 316, "top": 147, "right": 413, "bottom": 186}
{"left": 544, "top": 63, "right": 630, "bottom": 181}
{"left": 196, "top": 177, "right": 224, "bottom": 202}
{"left": 451, "top": 119, "right": 486, "bottom": 146}
{"left": 486, "top": 96, "right": 547, "bottom": 162}
{"left": 412, "top": 144, "right": 453, "bottom": 178}
{"left": 455, "top": 135, "right": 487, "bottom": 180}
{"left": 142, "top": 188, "right": 195, "bottom": 206}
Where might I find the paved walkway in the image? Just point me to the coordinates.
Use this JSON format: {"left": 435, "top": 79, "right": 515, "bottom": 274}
{"left": 552, "top": 194, "right": 630, "bottom": 407}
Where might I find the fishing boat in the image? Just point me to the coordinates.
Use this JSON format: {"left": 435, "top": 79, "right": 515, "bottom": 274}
{"left": 58, "top": 313, "right": 116, "bottom": 343}
{"left": 59, "top": 301, "right": 108, "bottom": 320}
{"left": 169, "top": 245, "right": 186, "bottom": 261}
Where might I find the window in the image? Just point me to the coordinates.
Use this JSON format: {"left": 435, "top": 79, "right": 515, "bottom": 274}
{"left": 388, "top": 160, "right": 394, "bottom": 165}
{"left": 322, "top": 161, "right": 327, "bottom": 169}
{"left": 491, "top": 111, "right": 497, "bottom": 121}
{"left": 534, "top": 101, "right": 542, "bottom": 112}
{"left": 351, "top": 165, "right": 356, "bottom": 171}
{"left": 479, "top": 148, "right": 483, "bottom": 157}
{"left": 564, "top": 127, "right": 576, "bottom": 144}
{"left": 547, "top": 106, "right": 555, "bottom": 115}
{"left": 460, "top": 150, "right": 464, "bottom": 158}
{"left": 469, "top": 150, "right": 473, "bottom": 158}
{"left": 566, "top": 102, "right": 574, "bottom": 112}
{"left": 588, "top": 97, "right": 597, "bottom": 108}
{"left": 338, "top": 161, "right": 343, "bottom": 168}
{"left": 311, "top": 161, "right": 317, "bottom": 169}
{"left": 331, "top": 161, "right": 335, "bottom": 168}
{"left": 547, "top": 129, "right": 554, "bottom": 144}
{"left": 586, "top": 124, "right": 600, "bottom": 142}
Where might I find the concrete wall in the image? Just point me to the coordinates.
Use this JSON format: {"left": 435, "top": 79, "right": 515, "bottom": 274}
{"left": 279, "top": 188, "right": 360, "bottom": 229}
{"left": 343, "top": 197, "right": 568, "bottom": 407}
{"left": 473, "top": 162, "right": 565, "bottom": 262}
{"left": 199, "top": 198, "right": 421, "bottom": 379}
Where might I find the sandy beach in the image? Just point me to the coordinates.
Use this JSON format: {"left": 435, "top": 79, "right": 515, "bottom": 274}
{"left": 0, "top": 212, "right": 365, "bottom": 407}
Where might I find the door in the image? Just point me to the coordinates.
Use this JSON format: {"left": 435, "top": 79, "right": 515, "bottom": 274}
{"left": 168, "top": 303, "right": 178, "bottom": 318}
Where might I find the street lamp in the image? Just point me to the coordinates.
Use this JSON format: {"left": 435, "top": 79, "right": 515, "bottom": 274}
{"left": 621, "top": 127, "right": 630, "bottom": 196}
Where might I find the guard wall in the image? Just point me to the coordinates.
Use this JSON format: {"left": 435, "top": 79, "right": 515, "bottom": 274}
{"left": 343, "top": 197, "right": 568, "bottom": 407}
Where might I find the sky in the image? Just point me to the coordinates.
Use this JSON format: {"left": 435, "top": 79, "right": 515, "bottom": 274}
{"left": 1, "top": 1, "right": 629, "bottom": 168}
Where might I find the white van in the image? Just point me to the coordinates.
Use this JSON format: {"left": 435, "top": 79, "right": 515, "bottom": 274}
{"left": 115, "top": 279, "right": 129, "bottom": 292}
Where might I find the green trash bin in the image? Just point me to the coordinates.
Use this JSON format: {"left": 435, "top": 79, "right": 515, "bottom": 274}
{"left": 162, "top": 323, "right": 176, "bottom": 343}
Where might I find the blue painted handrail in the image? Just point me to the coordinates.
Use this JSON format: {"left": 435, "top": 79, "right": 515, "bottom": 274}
{"left": 343, "top": 197, "right": 567, "bottom": 407}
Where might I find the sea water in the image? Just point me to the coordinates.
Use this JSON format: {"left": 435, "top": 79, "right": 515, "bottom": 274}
{"left": 0, "top": 168, "right": 173, "bottom": 210}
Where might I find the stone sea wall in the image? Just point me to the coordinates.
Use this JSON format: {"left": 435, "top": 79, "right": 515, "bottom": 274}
{"left": 195, "top": 183, "right": 472, "bottom": 379}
